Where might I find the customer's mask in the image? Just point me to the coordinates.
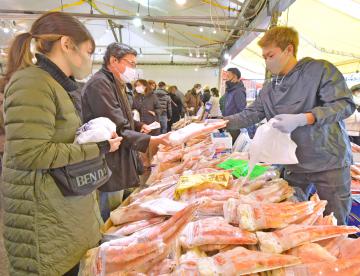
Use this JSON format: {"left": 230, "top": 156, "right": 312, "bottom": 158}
{"left": 67, "top": 46, "right": 92, "bottom": 80}
{"left": 121, "top": 66, "right": 138, "bottom": 83}
{"left": 135, "top": 86, "right": 145, "bottom": 94}
{"left": 265, "top": 49, "right": 290, "bottom": 75}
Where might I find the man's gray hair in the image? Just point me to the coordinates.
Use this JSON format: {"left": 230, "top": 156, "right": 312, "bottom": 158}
{"left": 103, "top": 43, "right": 137, "bottom": 66}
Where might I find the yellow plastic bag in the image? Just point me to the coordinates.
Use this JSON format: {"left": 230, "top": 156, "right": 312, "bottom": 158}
{"left": 175, "top": 171, "right": 230, "bottom": 199}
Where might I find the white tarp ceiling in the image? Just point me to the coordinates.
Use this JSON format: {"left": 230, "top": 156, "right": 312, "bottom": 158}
{"left": 0, "top": 0, "right": 262, "bottom": 66}
{"left": 230, "top": 0, "right": 360, "bottom": 81}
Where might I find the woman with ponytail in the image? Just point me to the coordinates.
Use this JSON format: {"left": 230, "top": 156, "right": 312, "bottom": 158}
{"left": 1, "top": 12, "right": 122, "bottom": 275}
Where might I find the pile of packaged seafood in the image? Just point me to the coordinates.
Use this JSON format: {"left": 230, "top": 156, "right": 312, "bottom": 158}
{"left": 80, "top": 126, "right": 360, "bottom": 276}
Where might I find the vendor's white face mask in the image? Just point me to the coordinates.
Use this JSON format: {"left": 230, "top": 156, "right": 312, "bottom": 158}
{"left": 135, "top": 86, "right": 145, "bottom": 94}
{"left": 354, "top": 94, "right": 360, "bottom": 105}
{"left": 266, "top": 49, "right": 290, "bottom": 75}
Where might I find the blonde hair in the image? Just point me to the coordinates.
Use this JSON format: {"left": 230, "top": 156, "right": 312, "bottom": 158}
{"left": 258, "top": 26, "right": 299, "bottom": 57}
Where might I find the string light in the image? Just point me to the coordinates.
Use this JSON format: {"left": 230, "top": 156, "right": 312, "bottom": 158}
{"left": 133, "top": 17, "right": 142, "bottom": 27}
{"left": 162, "top": 23, "right": 167, "bottom": 34}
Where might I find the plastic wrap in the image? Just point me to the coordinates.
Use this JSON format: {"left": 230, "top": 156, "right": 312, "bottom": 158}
{"left": 321, "top": 236, "right": 360, "bottom": 259}
{"left": 97, "top": 239, "right": 166, "bottom": 275}
{"left": 238, "top": 180, "right": 294, "bottom": 204}
{"left": 180, "top": 188, "right": 239, "bottom": 202}
{"left": 295, "top": 197, "right": 327, "bottom": 225}
{"left": 196, "top": 246, "right": 300, "bottom": 276}
{"left": 110, "top": 202, "right": 159, "bottom": 225}
{"left": 195, "top": 198, "right": 225, "bottom": 217}
{"left": 237, "top": 201, "right": 316, "bottom": 231}
{"left": 256, "top": 224, "right": 359, "bottom": 254}
{"left": 315, "top": 212, "right": 337, "bottom": 226}
{"left": 274, "top": 257, "right": 360, "bottom": 276}
{"left": 146, "top": 258, "right": 176, "bottom": 276}
{"left": 139, "top": 198, "right": 188, "bottom": 216}
{"left": 238, "top": 177, "right": 283, "bottom": 195}
{"left": 106, "top": 217, "right": 166, "bottom": 237}
{"left": 286, "top": 243, "right": 337, "bottom": 263}
{"left": 169, "top": 122, "right": 226, "bottom": 145}
{"left": 75, "top": 117, "right": 116, "bottom": 144}
{"left": 180, "top": 217, "right": 257, "bottom": 249}
{"left": 175, "top": 171, "right": 230, "bottom": 199}
{"left": 223, "top": 198, "right": 241, "bottom": 225}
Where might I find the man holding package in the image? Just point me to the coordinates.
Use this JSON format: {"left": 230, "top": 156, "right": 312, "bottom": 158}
{"left": 82, "top": 43, "right": 170, "bottom": 221}
{"left": 223, "top": 26, "right": 355, "bottom": 225}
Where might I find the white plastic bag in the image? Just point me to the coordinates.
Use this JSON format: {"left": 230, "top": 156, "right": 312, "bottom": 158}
{"left": 148, "top": 121, "right": 161, "bottom": 130}
{"left": 232, "top": 130, "right": 251, "bottom": 152}
{"left": 139, "top": 198, "right": 188, "bottom": 215}
{"left": 75, "top": 117, "right": 116, "bottom": 144}
{"left": 133, "top": 109, "right": 140, "bottom": 122}
{"left": 249, "top": 118, "right": 299, "bottom": 166}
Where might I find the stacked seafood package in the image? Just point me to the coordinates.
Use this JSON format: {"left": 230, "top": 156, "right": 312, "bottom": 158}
{"left": 79, "top": 123, "right": 360, "bottom": 276}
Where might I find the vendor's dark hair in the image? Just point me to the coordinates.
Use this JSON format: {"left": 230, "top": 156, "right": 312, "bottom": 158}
{"left": 103, "top": 43, "right": 137, "bottom": 66}
{"left": 2, "top": 12, "right": 95, "bottom": 93}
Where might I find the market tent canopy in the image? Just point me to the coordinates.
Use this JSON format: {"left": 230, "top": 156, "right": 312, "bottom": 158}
{"left": 0, "top": 0, "right": 273, "bottom": 66}
{"left": 230, "top": 0, "right": 360, "bottom": 80}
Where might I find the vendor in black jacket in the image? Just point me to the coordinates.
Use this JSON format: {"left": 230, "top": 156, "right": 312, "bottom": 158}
{"left": 82, "top": 43, "right": 170, "bottom": 221}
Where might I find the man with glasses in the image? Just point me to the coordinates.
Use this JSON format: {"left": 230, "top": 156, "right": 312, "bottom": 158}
{"left": 82, "top": 43, "right": 170, "bottom": 221}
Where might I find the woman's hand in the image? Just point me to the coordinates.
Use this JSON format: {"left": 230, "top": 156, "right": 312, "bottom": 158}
{"left": 148, "top": 110, "right": 156, "bottom": 116}
{"left": 108, "top": 132, "right": 123, "bottom": 152}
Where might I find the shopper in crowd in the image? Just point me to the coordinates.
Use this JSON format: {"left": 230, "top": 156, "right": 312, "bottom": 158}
{"left": 82, "top": 43, "right": 171, "bottom": 221}
{"left": 0, "top": 12, "right": 123, "bottom": 275}
{"left": 133, "top": 79, "right": 161, "bottom": 136}
{"left": 224, "top": 26, "right": 355, "bottom": 225}
{"left": 173, "top": 85, "right": 186, "bottom": 116}
{"left": 345, "top": 83, "right": 360, "bottom": 145}
{"left": 148, "top": 79, "right": 157, "bottom": 92}
{"left": 185, "top": 83, "right": 202, "bottom": 116}
{"left": 168, "top": 85, "right": 183, "bottom": 130}
{"left": 202, "top": 85, "right": 211, "bottom": 105}
{"left": 219, "top": 93, "right": 225, "bottom": 115}
{"left": 222, "top": 67, "right": 247, "bottom": 141}
{"left": 207, "top": 87, "right": 222, "bottom": 118}
{"left": 154, "top": 81, "right": 172, "bottom": 134}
